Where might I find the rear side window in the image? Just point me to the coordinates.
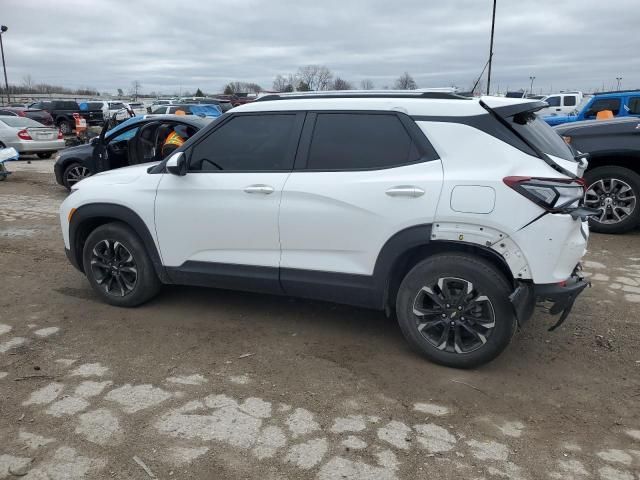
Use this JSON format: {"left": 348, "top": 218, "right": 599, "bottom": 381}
{"left": 169, "top": 106, "right": 192, "bottom": 114}
{"left": 189, "top": 114, "right": 297, "bottom": 171}
{"left": 628, "top": 97, "right": 640, "bottom": 114}
{"left": 545, "top": 96, "right": 561, "bottom": 107}
{"left": 54, "top": 101, "right": 79, "bottom": 110}
{"left": 510, "top": 112, "right": 574, "bottom": 161}
{"left": 586, "top": 98, "right": 621, "bottom": 118}
{"left": 563, "top": 96, "right": 577, "bottom": 106}
{"left": 307, "top": 113, "right": 420, "bottom": 170}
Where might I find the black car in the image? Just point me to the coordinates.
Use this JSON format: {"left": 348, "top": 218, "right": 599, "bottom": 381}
{"left": 555, "top": 117, "right": 640, "bottom": 233}
{"left": 54, "top": 115, "right": 210, "bottom": 189}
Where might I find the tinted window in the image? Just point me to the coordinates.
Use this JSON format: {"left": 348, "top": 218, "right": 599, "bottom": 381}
{"left": 307, "top": 114, "right": 419, "bottom": 170}
{"left": 169, "top": 106, "right": 192, "bottom": 114}
{"left": 563, "top": 96, "right": 577, "bottom": 106}
{"left": 510, "top": 112, "right": 574, "bottom": 161}
{"left": 152, "top": 107, "right": 166, "bottom": 114}
{"left": 87, "top": 102, "right": 104, "bottom": 110}
{"left": 0, "top": 109, "right": 17, "bottom": 116}
{"left": 109, "top": 102, "right": 126, "bottom": 110}
{"left": 53, "top": 101, "right": 79, "bottom": 110}
{"left": 586, "top": 98, "right": 621, "bottom": 117}
{"left": 189, "top": 114, "right": 296, "bottom": 171}
{"left": 545, "top": 96, "right": 561, "bottom": 107}
{"left": 628, "top": 97, "right": 640, "bottom": 115}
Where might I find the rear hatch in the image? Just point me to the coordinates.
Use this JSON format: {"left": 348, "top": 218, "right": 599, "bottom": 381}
{"left": 481, "top": 96, "right": 584, "bottom": 177}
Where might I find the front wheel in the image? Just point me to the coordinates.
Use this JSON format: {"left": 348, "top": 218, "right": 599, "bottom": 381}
{"left": 62, "top": 162, "right": 91, "bottom": 190}
{"left": 82, "top": 222, "right": 161, "bottom": 307}
{"left": 584, "top": 166, "right": 640, "bottom": 234}
{"left": 396, "top": 253, "right": 516, "bottom": 368}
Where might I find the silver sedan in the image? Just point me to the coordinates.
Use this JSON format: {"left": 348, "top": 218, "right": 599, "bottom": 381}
{"left": 0, "top": 115, "right": 66, "bottom": 159}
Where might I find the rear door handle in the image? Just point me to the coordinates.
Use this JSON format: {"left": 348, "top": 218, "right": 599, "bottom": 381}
{"left": 385, "top": 185, "right": 425, "bottom": 198}
{"left": 244, "top": 184, "right": 274, "bottom": 195}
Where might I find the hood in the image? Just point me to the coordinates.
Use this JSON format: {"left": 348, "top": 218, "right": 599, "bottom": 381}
{"left": 72, "top": 162, "right": 159, "bottom": 190}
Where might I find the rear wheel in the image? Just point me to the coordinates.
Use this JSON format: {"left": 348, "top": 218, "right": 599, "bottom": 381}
{"left": 58, "top": 119, "right": 72, "bottom": 135}
{"left": 584, "top": 166, "right": 640, "bottom": 234}
{"left": 396, "top": 253, "right": 516, "bottom": 368}
{"left": 37, "top": 152, "right": 53, "bottom": 159}
{"left": 82, "top": 223, "right": 161, "bottom": 307}
{"left": 62, "top": 162, "right": 91, "bottom": 190}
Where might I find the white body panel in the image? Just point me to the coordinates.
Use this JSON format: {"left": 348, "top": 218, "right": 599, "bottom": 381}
{"left": 154, "top": 172, "right": 290, "bottom": 268}
{"left": 279, "top": 161, "right": 443, "bottom": 275}
{"left": 537, "top": 93, "right": 583, "bottom": 117}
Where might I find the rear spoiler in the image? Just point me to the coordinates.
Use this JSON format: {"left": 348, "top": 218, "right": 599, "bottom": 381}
{"left": 480, "top": 100, "right": 578, "bottom": 180}
{"left": 485, "top": 100, "right": 548, "bottom": 118}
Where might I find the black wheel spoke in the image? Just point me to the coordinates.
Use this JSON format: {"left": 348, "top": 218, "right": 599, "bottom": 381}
{"left": 413, "top": 276, "right": 496, "bottom": 355}
{"left": 90, "top": 239, "right": 138, "bottom": 297}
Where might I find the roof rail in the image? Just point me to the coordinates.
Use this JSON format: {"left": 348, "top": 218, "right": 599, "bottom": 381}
{"left": 592, "top": 88, "right": 640, "bottom": 96}
{"left": 255, "top": 90, "right": 470, "bottom": 102}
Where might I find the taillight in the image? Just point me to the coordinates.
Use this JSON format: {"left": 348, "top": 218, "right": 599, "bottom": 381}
{"left": 504, "top": 176, "right": 585, "bottom": 211}
{"left": 17, "top": 129, "right": 32, "bottom": 140}
{"left": 57, "top": 129, "right": 63, "bottom": 139}
{"left": 17, "top": 110, "right": 26, "bottom": 117}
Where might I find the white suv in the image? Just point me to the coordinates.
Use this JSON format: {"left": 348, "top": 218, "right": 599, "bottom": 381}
{"left": 60, "top": 91, "right": 593, "bottom": 368}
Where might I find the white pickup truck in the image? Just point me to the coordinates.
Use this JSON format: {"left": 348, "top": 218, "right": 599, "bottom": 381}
{"left": 538, "top": 91, "right": 583, "bottom": 116}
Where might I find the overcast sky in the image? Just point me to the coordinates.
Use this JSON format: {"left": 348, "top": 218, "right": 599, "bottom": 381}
{"left": 2, "top": 0, "right": 638, "bottom": 95}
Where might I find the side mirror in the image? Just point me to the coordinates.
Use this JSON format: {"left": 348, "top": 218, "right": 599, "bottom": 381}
{"left": 166, "top": 151, "right": 187, "bottom": 176}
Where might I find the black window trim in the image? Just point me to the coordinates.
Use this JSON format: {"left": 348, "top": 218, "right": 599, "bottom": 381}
{"left": 294, "top": 110, "right": 439, "bottom": 172}
{"left": 185, "top": 111, "right": 306, "bottom": 174}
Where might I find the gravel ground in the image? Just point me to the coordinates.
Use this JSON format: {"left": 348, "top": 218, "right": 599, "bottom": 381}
{"left": 0, "top": 160, "right": 639, "bottom": 480}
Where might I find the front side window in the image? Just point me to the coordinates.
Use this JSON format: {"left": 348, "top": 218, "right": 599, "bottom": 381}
{"left": 189, "top": 114, "right": 296, "bottom": 172}
{"left": 152, "top": 107, "right": 166, "bottom": 114}
{"left": 563, "top": 96, "right": 577, "bottom": 107}
{"left": 307, "top": 113, "right": 420, "bottom": 170}
{"left": 627, "top": 97, "right": 640, "bottom": 115}
{"left": 545, "top": 96, "right": 561, "bottom": 107}
{"left": 586, "top": 98, "right": 621, "bottom": 118}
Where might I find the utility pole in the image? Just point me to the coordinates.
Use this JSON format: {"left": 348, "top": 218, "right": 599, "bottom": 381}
{"left": 616, "top": 77, "right": 622, "bottom": 90}
{"left": 486, "top": 0, "right": 497, "bottom": 95}
{"left": 529, "top": 76, "right": 535, "bottom": 96}
{"left": 0, "top": 25, "right": 9, "bottom": 105}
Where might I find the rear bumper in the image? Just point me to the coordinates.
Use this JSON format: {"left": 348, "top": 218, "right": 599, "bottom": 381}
{"left": 510, "top": 269, "right": 589, "bottom": 329}
{"left": 13, "top": 139, "right": 66, "bottom": 153}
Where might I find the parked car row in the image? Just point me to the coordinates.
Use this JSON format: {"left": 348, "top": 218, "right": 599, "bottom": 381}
{"left": 0, "top": 115, "right": 65, "bottom": 158}
{"left": 542, "top": 90, "right": 640, "bottom": 126}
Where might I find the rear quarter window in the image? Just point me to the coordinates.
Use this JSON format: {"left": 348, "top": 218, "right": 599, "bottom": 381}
{"left": 585, "top": 98, "right": 621, "bottom": 118}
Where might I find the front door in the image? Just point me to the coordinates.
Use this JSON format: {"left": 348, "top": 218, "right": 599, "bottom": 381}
{"left": 154, "top": 113, "right": 304, "bottom": 286}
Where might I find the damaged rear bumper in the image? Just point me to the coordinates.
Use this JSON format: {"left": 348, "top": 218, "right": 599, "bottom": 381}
{"left": 510, "top": 270, "right": 590, "bottom": 330}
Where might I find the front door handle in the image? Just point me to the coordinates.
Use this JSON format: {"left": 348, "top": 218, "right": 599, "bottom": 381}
{"left": 244, "top": 184, "right": 274, "bottom": 195}
{"left": 385, "top": 185, "right": 425, "bottom": 198}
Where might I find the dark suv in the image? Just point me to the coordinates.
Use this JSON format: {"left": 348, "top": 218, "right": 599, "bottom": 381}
{"left": 29, "top": 100, "right": 100, "bottom": 134}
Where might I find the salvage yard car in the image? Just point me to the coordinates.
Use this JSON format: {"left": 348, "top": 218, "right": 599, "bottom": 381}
{"left": 543, "top": 90, "right": 640, "bottom": 126}
{"left": 0, "top": 115, "right": 65, "bottom": 158}
{"left": 59, "top": 91, "right": 592, "bottom": 368}
{"left": 555, "top": 116, "right": 640, "bottom": 233}
{"left": 54, "top": 114, "right": 209, "bottom": 189}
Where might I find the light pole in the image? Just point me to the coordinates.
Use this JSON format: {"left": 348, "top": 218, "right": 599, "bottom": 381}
{"left": 529, "top": 76, "right": 535, "bottom": 96}
{"left": 486, "top": 0, "right": 497, "bottom": 95}
{"left": 0, "top": 25, "right": 9, "bottom": 105}
{"left": 616, "top": 77, "right": 622, "bottom": 91}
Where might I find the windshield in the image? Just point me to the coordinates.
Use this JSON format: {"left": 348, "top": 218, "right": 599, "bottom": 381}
{"left": 105, "top": 117, "right": 141, "bottom": 138}
{"left": 510, "top": 112, "right": 574, "bottom": 161}
{"left": 0, "top": 117, "right": 46, "bottom": 128}
{"left": 109, "top": 102, "right": 126, "bottom": 110}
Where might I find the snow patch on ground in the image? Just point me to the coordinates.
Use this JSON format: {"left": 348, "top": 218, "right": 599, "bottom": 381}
{"left": 597, "top": 449, "right": 633, "bottom": 465}
{"left": 75, "top": 409, "right": 122, "bottom": 446}
{"left": 46, "top": 396, "right": 90, "bottom": 417}
{"left": 0, "top": 337, "right": 27, "bottom": 353}
{"left": 413, "top": 402, "right": 450, "bottom": 416}
{"left": 19, "top": 431, "right": 55, "bottom": 449}
{"left": 23, "top": 383, "right": 65, "bottom": 406}
{"left": 33, "top": 327, "right": 60, "bottom": 338}
{"left": 415, "top": 423, "right": 457, "bottom": 452}
{"left": 69, "top": 363, "right": 109, "bottom": 377}
{"left": 377, "top": 421, "right": 412, "bottom": 450}
{"left": 0, "top": 323, "right": 12, "bottom": 336}
{"left": 466, "top": 439, "right": 510, "bottom": 461}
{"left": 286, "top": 408, "right": 321, "bottom": 438}
{"left": 165, "top": 374, "right": 208, "bottom": 385}
{"left": 105, "top": 384, "right": 172, "bottom": 413}
{"left": 330, "top": 415, "right": 367, "bottom": 433}
{"left": 284, "top": 438, "right": 328, "bottom": 470}
{"left": 74, "top": 381, "right": 112, "bottom": 398}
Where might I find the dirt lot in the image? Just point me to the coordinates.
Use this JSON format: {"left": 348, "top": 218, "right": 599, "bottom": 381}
{"left": 1, "top": 160, "right": 639, "bottom": 480}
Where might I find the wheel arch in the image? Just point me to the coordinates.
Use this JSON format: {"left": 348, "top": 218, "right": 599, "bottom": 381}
{"left": 585, "top": 152, "right": 640, "bottom": 176}
{"left": 69, "top": 203, "right": 169, "bottom": 282}
{"left": 373, "top": 225, "right": 516, "bottom": 314}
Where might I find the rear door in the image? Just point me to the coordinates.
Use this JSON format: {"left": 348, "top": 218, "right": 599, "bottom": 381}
{"left": 279, "top": 112, "right": 443, "bottom": 284}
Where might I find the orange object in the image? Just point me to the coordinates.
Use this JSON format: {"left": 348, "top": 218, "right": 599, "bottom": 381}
{"left": 72, "top": 113, "right": 87, "bottom": 133}
{"left": 174, "top": 109, "right": 186, "bottom": 116}
{"left": 596, "top": 110, "right": 614, "bottom": 120}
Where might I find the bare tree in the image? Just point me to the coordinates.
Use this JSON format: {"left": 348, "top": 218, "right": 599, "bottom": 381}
{"left": 22, "top": 74, "right": 33, "bottom": 90}
{"left": 130, "top": 80, "right": 142, "bottom": 100}
{"left": 360, "top": 79, "right": 375, "bottom": 90}
{"left": 394, "top": 72, "right": 417, "bottom": 90}
{"left": 297, "top": 65, "right": 333, "bottom": 91}
{"left": 331, "top": 77, "right": 353, "bottom": 90}
{"left": 224, "top": 81, "right": 263, "bottom": 94}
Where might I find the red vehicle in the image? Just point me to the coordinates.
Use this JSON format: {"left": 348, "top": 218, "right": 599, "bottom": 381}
{"left": 0, "top": 107, "right": 54, "bottom": 126}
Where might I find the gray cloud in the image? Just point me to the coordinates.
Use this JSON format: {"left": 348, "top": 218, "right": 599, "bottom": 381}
{"left": 2, "top": 0, "right": 637, "bottom": 94}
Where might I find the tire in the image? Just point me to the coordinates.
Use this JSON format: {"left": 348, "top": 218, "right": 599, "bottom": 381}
{"left": 395, "top": 253, "right": 516, "bottom": 369}
{"left": 58, "top": 119, "right": 72, "bottom": 135}
{"left": 584, "top": 166, "right": 640, "bottom": 234}
{"left": 37, "top": 152, "right": 53, "bottom": 159}
{"left": 62, "top": 162, "right": 91, "bottom": 190}
{"left": 82, "top": 222, "right": 161, "bottom": 307}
